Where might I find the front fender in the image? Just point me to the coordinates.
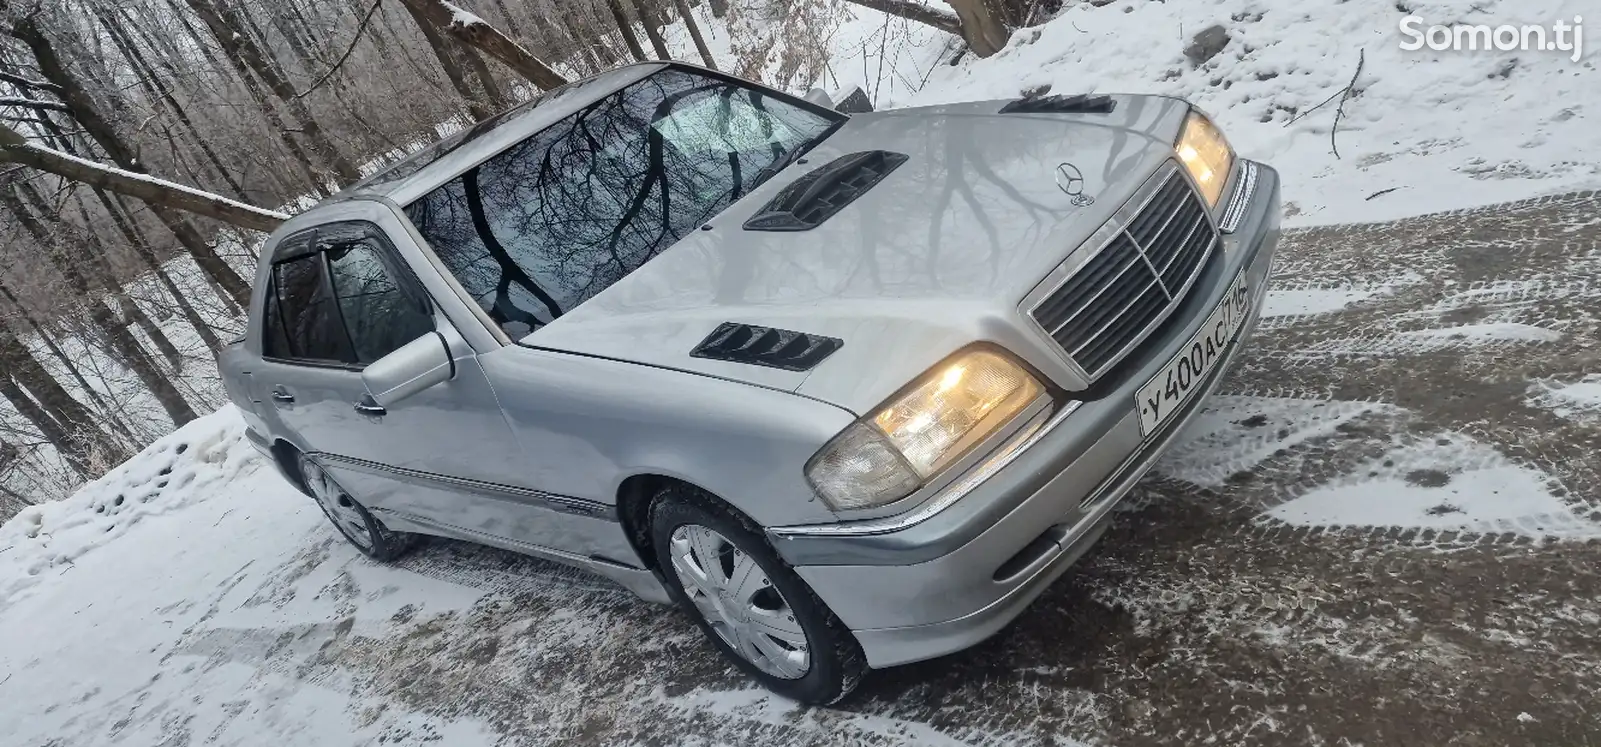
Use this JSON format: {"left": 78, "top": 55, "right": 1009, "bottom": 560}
{"left": 481, "top": 346, "right": 854, "bottom": 527}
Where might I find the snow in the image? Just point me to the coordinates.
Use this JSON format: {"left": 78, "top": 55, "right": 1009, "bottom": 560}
{"left": 0, "top": 408, "right": 256, "bottom": 607}
{"left": 1537, "top": 376, "right": 1601, "bottom": 409}
{"left": 1394, "top": 321, "right": 1563, "bottom": 343}
{"left": 1261, "top": 287, "right": 1378, "bottom": 318}
{"left": 1527, "top": 375, "right": 1601, "bottom": 420}
{"left": 32, "top": 141, "right": 291, "bottom": 223}
{"left": 888, "top": 0, "right": 1599, "bottom": 227}
{"left": 1264, "top": 433, "right": 1601, "bottom": 539}
{"left": 441, "top": 0, "right": 486, "bottom": 28}
{"left": 1156, "top": 396, "right": 1387, "bottom": 488}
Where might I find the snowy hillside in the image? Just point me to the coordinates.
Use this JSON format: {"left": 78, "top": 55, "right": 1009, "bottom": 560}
{"left": 874, "top": 0, "right": 1599, "bottom": 226}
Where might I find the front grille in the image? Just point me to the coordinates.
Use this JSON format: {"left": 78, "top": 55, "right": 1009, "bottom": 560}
{"left": 1030, "top": 166, "right": 1219, "bottom": 377}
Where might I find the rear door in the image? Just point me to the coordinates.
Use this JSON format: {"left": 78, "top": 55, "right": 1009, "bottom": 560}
{"left": 253, "top": 219, "right": 527, "bottom": 533}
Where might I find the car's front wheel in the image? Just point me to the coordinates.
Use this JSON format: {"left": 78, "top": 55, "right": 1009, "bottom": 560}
{"left": 650, "top": 484, "right": 865, "bottom": 705}
{"left": 297, "top": 454, "right": 418, "bottom": 561}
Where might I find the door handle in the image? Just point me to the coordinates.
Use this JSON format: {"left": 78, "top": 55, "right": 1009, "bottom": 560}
{"left": 353, "top": 395, "right": 386, "bottom": 416}
{"left": 271, "top": 388, "right": 295, "bottom": 404}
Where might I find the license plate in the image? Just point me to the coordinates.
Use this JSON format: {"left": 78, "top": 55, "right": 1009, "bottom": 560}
{"left": 1136, "top": 272, "right": 1251, "bottom": 436}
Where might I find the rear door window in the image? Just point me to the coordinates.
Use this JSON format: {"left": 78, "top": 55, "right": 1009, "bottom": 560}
{"left": 270, "top": 252, "right": 353, "bottom": 364}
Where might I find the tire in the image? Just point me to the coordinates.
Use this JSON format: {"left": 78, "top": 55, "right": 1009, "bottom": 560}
{"left": 296, "top": 454, "right": 419, "bottom": 562}
{"left": 649, "top": 484, "right": 866, "bottom": 705}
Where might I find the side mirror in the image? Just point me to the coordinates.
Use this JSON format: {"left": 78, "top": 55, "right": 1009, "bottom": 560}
{"left": 361, "top": 332, "right": 453, "bottom": 408}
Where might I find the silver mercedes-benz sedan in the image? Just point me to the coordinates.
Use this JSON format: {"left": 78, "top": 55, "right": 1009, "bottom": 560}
{"left": 219, "top": 61, "right": 1280, "bottom": 704}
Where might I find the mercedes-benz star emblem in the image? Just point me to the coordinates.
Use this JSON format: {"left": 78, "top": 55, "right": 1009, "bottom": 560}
{"left": 1055, "top": 162, "right": 1095, "bottom": 206}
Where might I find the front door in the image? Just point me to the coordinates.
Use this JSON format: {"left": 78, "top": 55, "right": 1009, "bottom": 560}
{"left": 253, "top": 220, "right": 525, "bottom": 534}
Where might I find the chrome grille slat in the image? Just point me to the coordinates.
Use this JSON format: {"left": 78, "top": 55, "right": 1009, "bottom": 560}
{"left": 1035, "top": 239, "right": 1141, "bottom": 330}
{"left": 1124, "top": 176, "right": 1188, "bottom": 244}
{"left": 1156, "top": 213, "right": 1209, "bottom": 277}
{"left": 1066, "top": 277, "right": 1162, "bottom": 355}
{"left": 1141, "top": 196, "right": 1205, "bottom": 276}
{"left": 1047, "top": 251, "right": 1144, "bottom": 334}
{"left": 1026, "top": 163, "right": 1221, "bottom": 377}
{"left": 1077, "top": 286, "right": 1168, "bottom": 364}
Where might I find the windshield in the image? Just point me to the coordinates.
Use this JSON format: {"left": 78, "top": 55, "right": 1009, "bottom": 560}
{"left": 403, "top": 68, "right": 841, "bottom": 338}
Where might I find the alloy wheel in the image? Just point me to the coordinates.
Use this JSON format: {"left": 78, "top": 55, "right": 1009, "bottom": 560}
{"left": 669, "top": 524, "right": 810, "bottom": 679}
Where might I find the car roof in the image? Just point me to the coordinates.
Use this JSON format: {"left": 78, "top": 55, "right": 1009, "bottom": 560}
{"left": 327, "top": 62, "right": 670, "bottom": 209}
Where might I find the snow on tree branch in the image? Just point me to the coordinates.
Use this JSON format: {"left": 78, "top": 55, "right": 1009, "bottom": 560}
{"left": 0, "top": 125, "right": 287, "bottom": 233}
{"left": 0, "top": 97, "right": 72, "bottom": 114}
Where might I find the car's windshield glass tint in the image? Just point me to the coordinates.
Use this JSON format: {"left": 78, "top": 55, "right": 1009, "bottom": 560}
{"left": 404, "top": 68, "right": 839, "bottom": 338}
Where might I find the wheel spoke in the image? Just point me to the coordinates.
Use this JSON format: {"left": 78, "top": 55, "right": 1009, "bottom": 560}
{"left": 730, "top": 624, "right": 767, "bottom": 665}
{"left": 745, "top": 607, "right": 805, "bottom": 644}
{"left": 687, "top": 527, "right": 728, "bottom": 589}
{"left": 670, "top": 535, "right": 718, "bottom": 597}
{"left": 725, "top": 551, "right": 767, "bottom": 605}
{"left": 748, "top": 631, "right": 807, "bottom": 679}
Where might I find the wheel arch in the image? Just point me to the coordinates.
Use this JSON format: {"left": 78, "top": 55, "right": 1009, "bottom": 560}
{"left": 615, "top": 473, "right": 766, "bottom": 572}
{"left": 270, "top": 438, "right": 313, "bottom": 497}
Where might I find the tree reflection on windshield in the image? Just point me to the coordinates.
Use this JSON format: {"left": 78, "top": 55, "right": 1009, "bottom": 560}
{"left": 404, "top": 69, "right": 839, "bottom": 338}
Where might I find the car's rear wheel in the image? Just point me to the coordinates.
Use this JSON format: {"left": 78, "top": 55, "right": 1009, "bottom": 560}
{"left": 297, "top": 454, "right": 418, "bottom": 561}
{"left": 649, "top": 484, "right": 865, "bottom": 705}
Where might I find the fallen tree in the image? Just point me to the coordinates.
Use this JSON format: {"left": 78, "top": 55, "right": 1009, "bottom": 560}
{"left": 0, "top": 125, "right": 288, "bottom": 233}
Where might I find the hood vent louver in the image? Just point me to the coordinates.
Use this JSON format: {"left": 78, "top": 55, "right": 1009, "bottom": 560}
{"left": 690, "top": 322, "right": 843, "bottom": 372}
{"left": 999, "top": 94, "right": 1116, "bottom": 115}
{"left": 743, "top": 150, "right": 909, "bottom": 232}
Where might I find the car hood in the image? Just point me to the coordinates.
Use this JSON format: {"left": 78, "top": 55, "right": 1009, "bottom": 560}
{"left": 524, "top": 95, "right": 1192, "bottom": 415}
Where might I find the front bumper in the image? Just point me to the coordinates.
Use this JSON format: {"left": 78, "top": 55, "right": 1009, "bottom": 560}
{"left": 769, "top": 162, "right": 1282, "bottom": 668}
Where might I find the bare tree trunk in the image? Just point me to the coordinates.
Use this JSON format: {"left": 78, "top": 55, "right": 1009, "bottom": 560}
{"left": 840, "top": 0, "right": 962, "bottom": 36}
{"left": 628, "top": 0, "right": 672, "bottom": 59}
{"left": 401, "top": 0, "right": 499, "bottom": 120}
{"left": 8, "top": 14, "right": 259, "bottom": 306}
{"left": 96, "top": 191, "right": 224, "bottom": 356}
{"left": 97, "top": 8, "right": 248, "bottom": 202}
{"left": 2, "top": 185, "right": 198, "bottom": 427}
{"left": 0, "top": 127, "right": 286, "bottom": 233}
{"left": 943, "top": 0, "right": 1010, "bottom": 57}
{"left": 0, "top": 326, "right": 129, "bottom": 469}
{"left": 605, "top": 0, "right": 648, "bottom": 62}
{"left": 568, "top": 15, "right": 607, "bottom": 71}
{"left": 0, "top": 279, "right": 133, "bottom": 443}
{"left": 181, "top": 0, "right": 364, "bottom": 185}
{"left": 490, "top": 0, "right": 528, "bottom": 40}
{"left": 0, "top": 349, "right": 90, "bottom": 476}
{"left": 398, "top": 0, "right": 569, "bottom": 89}
{"left": 672, "top": 0, "right": 717, "bottom": 69}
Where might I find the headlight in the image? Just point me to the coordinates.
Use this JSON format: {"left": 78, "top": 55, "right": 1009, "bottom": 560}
{"left": 1175, "top": 110, "right": 1234, "bottom": 207}
{"left": 805, "top": 350, "right": 1045, "bottom": 511}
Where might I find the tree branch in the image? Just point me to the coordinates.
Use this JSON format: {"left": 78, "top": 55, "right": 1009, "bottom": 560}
{"left": 840, "top": 0, "right": 962, "bottom": 36}
{"left": 297, "top": 0, "right": 386, "bottom": 100}
{"left": 399, "top": 0, "right": 569, "bottom": 90}
{"left": 0, "top": 96, "right": 70, "bottom": 113}
{"left": 0, "top": 69, "right": 62, "bottom": 95}
{"left": 0, "top": 125, "right": 287, "bottom": 232}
